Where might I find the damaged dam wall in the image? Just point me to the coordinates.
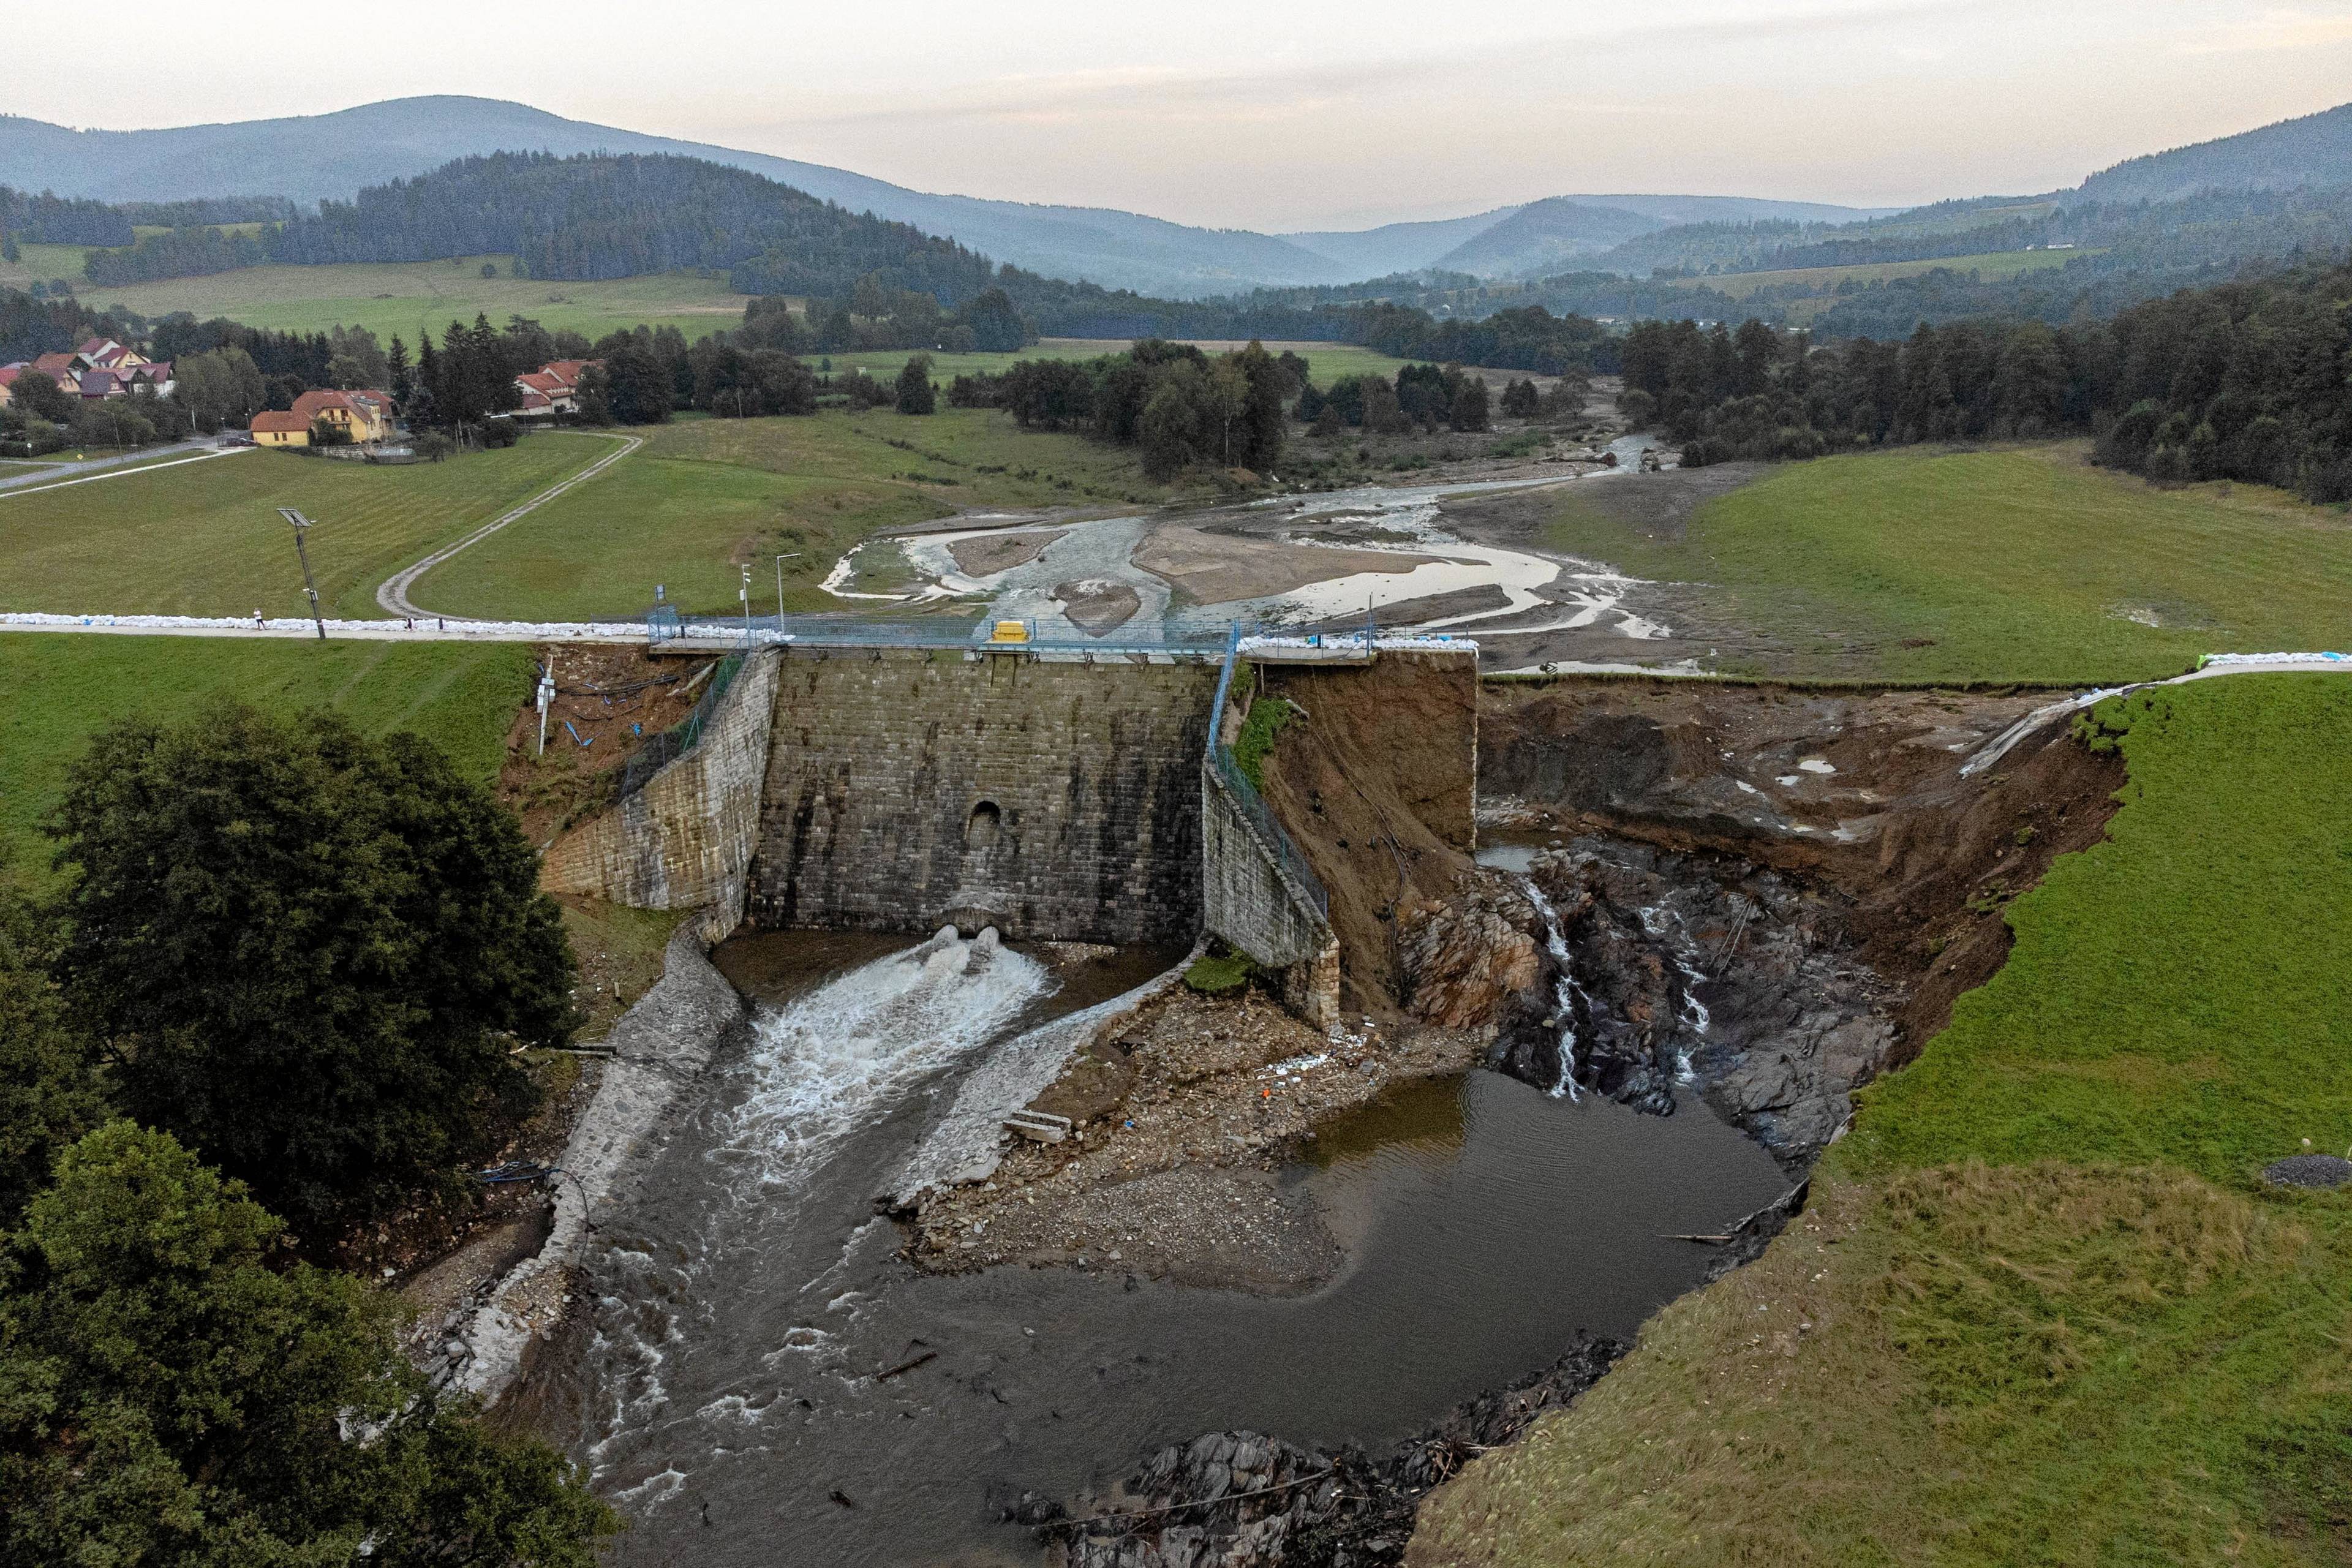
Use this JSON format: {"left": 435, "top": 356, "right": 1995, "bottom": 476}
{"left": 542, "top": 641, "right": 1481, "bottom": 1025}
{"left": 748, "top": 650, "right": 1216, "bottom": 945}
{"left": 541, "top": 647, "right": 780, "bottom": 941}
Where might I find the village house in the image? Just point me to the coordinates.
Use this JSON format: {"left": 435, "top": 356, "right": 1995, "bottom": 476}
{"left": 77, "top": 361, "right": 175, "bottom": 401}
{"left": 248, "top": 388, "right": 398, "bottom": 448}
{"left": 512, "top": 358, "right": 596, "bottom": 418}
{"left": 248, "top": 410, "right": 311, "bottom": 447}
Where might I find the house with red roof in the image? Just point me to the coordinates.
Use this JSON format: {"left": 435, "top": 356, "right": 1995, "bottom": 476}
{"left": 249, "top": 410, "right": 311, "bottom": 447}
{"left": 513, "top": 359, "right": 597, "bottom": 417}
{"left": 251, "top": 388, "right": 398, "bottom": 448}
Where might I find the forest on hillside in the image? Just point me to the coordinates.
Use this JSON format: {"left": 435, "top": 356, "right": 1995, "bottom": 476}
{"left": 1621, "top": 256, "right": 2352, "bottom": 502}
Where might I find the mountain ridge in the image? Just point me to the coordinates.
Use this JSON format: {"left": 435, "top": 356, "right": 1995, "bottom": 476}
{"left": 0, "top": 96, "right": 1889, "bottom": 296}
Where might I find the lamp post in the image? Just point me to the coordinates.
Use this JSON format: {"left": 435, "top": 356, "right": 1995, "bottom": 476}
{"left": 740, "top": 565, "right": 752, "bottom": 642}
{"left": 276, "top": 508, "right": 327, "bottom": 640}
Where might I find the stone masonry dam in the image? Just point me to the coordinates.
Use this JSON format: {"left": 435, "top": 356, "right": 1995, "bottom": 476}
{"left": 540, "top": 639, "right": 1479, "bottom": 1023}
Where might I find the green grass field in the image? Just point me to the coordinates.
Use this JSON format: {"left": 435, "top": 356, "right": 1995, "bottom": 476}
{"left": 1417, "top": 673, "right": 2352, "bottom": 1566}
{"left": 1675, "top": 247, "right": 2097, "bottom": 303}
{"left": 414, "top": 406, "right": 1191, "bottom": 620}
{"left": 0, "top": 243, "right": 106, "bottom": 292}
{"left": 822, "top": 338, "right": 1416, "bottom": 386}
{"left": 1542, "top": 443, "right": 2352, "bottom": 682}
{"left": 0, "top": 635, "right": 533, "bottom": 893}
{"left": 54, "top": 255, "right": 754, "bottom": 345}
{"left": 0, "top": 434, "right": 612, "bottom": 619}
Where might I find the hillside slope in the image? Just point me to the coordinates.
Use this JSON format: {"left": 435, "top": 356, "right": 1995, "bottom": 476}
{"left": 2079, "top": 100, "right": 2352, "bottom": 203}
{"left": 0, "top": 97, "right": 1349, "bottom": 298}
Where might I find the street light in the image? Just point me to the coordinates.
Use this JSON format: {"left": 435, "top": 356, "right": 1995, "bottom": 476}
{"left": 276, "top": 508, "right": 327, "bottom": 640}
{"left": 740, "top": 565, "right": 752, "bottom": 641}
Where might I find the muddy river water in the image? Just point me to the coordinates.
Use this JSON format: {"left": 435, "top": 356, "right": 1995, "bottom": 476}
{"left": 547, "top": 927, "right": 1787, "bottom": 1566}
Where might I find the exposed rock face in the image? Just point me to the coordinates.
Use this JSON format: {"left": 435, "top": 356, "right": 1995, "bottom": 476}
{"left": 1495, "top": 840, "right": 1898, "bottom": 1165}
{"left": 1395, "top": 895, "right": 1538, "bottom": 1029}
{"left": 1045, "top": 1341, "right": 1622, "bottom": 1568}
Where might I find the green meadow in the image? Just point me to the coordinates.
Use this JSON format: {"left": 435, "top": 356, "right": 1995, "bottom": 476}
{"left": 0, "top": 434, "right": 614, "bottom": 619}
{"left": 58, "top": 256, "right": 753, "bottom": 345}
{"left": 412, "top": 406, "right": 1194, "bottom": 621}
{"left": 0, "top": 634, "right": 533, "bottom": 893}
{"left": 1542, "top": 443, "right": 2352, "bottom": 683}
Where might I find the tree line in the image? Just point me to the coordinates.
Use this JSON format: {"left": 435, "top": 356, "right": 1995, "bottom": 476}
{"left": 0, "top": 186, "right": 134, "bottom": 247}
{"left": 1621, "top": 253, "right": 2352, "bottom": 502}
{"left": 957, "top": 341, "right": 1293, "bottom": 477}
{"left": 0, "top": 702, "right": 614, "bottom": 1560}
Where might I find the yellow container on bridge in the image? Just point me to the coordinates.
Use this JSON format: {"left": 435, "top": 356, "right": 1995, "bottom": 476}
{"left": 988, "top": 620, "right": 1033, "bottom": 645}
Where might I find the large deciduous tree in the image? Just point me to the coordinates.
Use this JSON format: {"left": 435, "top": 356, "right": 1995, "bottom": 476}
{"left": 0, "top": 1122, "right": 616, "bottom": 1563}
{"left": 47, "top": 702, "right": 579, "bottom": 1241}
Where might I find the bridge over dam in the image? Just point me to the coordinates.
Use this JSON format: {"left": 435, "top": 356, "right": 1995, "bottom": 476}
{"left": 539, "top": 627, "right": 1480, "bottom": 1027}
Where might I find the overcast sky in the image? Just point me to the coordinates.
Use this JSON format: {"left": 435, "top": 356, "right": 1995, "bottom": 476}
{"left": 17, "top": 1, "right": 2352, "bottom": 228}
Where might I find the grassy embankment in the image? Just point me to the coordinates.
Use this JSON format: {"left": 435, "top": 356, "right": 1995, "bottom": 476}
{"left": 1542, "top": 443, "right": 2352, "bottom": 684}
{"left": 1412, "top": 673, "right": 2352, "bottom": 1565}
{"left": 0, "top": 434, "right": 614, "bottom": 620}
{"left": 0, "top": 404, "right": 1200, "bottom": 624}
{"left": 409, "top": 405, "right": 1198, "bottom": 622}
{"left": 0, "top": 634, "right": 535, "bottom": 893}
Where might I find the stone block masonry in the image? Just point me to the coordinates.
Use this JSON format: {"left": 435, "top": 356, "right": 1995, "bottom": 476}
{"left": 540, "top": 647, "right": 781, "bottom": 942}
{"left": 748, "top": 650, "right": 1216, "bottom": 945}
{"left": 1202, "top": 765, "right": 1341, "bottom": 1029}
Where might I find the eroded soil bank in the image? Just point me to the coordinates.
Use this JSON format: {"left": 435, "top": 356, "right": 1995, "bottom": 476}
{"left": 1019, "top": 676, "right": 2123, "bottom": 1566}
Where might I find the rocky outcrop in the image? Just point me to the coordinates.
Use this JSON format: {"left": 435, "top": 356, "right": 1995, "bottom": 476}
{"left": 1395, "top": 894, "right": 1537, "bottom": 1029}
{"left": 1495, "top": 840, "right": 1898, "bottom": 1164}
{"left": 1042, "top": 1341, "right": 1622, "bottom": 1568}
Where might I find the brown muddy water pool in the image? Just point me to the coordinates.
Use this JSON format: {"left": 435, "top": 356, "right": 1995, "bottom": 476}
{"left": 541, "top": 928, "right": 1786, "bottom": 1566}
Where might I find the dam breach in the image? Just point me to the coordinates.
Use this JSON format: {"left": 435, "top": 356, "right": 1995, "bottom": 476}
{"left": 540, "top": 634, "right": 1483, "bottom": 1021}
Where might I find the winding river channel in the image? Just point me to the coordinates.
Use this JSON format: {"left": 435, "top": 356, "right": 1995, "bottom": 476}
{"left": 541, "top": 926, "right": 1787, "bottom": 1566}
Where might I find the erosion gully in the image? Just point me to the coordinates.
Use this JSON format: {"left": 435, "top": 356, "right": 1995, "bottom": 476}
{"left": 523, "top": 914, "right": 1784, "bottom": 1566}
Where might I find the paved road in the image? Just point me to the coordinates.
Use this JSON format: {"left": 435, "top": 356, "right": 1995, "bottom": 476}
{"left": 0, "top": 440, "right": 238, "bottom": 495}
{"left": 375, "top": 432, "right": 641, "bottom": 619}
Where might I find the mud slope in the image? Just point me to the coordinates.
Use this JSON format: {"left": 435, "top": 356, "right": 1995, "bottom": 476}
{"left": 1479, "top": 677, "right": 2124, "bottom": 1062}
{"left": 1255, "top": 651, "right": 1485, "bottom": 1017}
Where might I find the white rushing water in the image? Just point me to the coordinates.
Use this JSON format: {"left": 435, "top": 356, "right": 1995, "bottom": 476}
{"left": 716, "top": 927, "right": 1050, "bottom": 1185}
{"left": 1520, "top": 878, "right": 1590, "bottom": 1101}
{"left": 1638, "top": 903, "right": 1714, "bottom": 1082}
{"left": 586, "top": 927, "right": 1054, "bottom": 1479}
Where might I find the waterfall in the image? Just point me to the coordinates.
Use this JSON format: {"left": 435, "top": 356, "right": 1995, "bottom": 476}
{"left": 1520, "top": 878, "right": 1589, "bottom": 1101}
{"left": 1638, "top": 903, "right": 1713, "bottom": 1081}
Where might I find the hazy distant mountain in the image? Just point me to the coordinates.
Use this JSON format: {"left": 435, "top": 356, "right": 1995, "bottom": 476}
{"left": 1282, "top": 208, "right": 1525, "bottom": 279}
{"left": 1431, "top": 199, "right": 1668, "bottom": 277}
{"left": 2076, "top": 102, "right": 2352, "bottom": 204}
{"left": 0, "top": 96, "right": 1351, "bottom": 298}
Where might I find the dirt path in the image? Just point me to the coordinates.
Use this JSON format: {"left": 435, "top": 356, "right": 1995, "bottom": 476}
{"left": 375, "top": 431, "right": 640, "bottom": 619}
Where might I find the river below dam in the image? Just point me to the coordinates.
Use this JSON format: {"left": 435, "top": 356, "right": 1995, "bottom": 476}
{"left": 540, "top": 925, "right": 1788, "bottom": 1566}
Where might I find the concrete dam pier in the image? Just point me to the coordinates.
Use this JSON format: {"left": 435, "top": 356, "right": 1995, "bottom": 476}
{"left": 541, "top": 638, "right": 1479, "bottom": 1019}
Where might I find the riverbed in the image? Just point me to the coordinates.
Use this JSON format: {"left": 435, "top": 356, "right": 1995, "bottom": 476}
{"left": 546, "top": 926, "right": 1787, "bottom": 1566}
